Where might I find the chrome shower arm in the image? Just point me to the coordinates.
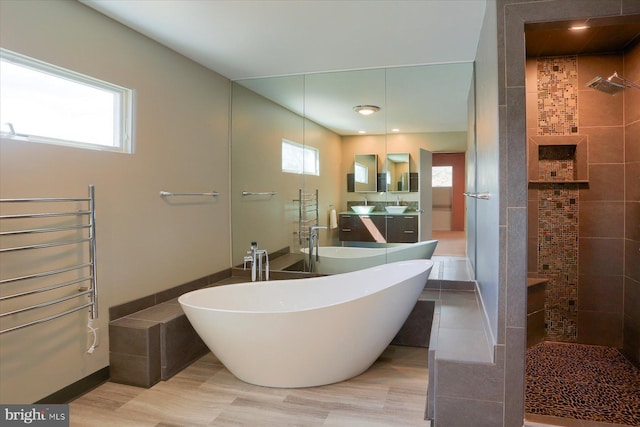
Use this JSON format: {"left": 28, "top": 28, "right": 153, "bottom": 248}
{"left": 608, "top": 72, "right": 640, "bottom": 90}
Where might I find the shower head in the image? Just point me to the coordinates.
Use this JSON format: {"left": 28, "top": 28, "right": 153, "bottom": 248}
{"left": 586, "top": 72, "right": 640, "bottom": 95}
{"left": 586, "top": 76, "right": 627, "bottom": 95}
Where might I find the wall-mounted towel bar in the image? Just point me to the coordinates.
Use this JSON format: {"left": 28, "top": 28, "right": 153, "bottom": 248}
{"left": 242, "top": 191, "right": 277, "bottom": 196}
{"left": 160, "top": 190, "right": 219, "bottom": 197}
{"left": 0, "top": 185, "right": 98, "bottom": 335}
{"left": 464, "top": 192, "right": 491, "bottom": 200}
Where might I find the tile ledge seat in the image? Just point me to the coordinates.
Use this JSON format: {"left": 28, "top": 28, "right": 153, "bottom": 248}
{"left": 424, "top": 288, "right": 493, "bottom": 364}
{"left": 423, "top": 284, "right": 497, "bottom": 423}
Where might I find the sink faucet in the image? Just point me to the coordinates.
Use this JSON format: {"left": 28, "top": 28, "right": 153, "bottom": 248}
{"left": 308, "top": 225, "right": 327, "bottom": 273}
{"left": 396, "top": 196, "right": 400, "bottom": 206}
{"left": 246, "top": 241, "right": 269, "bottom": 282}
{"left": 363, "top": 196, "right": 367, "bottom": 206}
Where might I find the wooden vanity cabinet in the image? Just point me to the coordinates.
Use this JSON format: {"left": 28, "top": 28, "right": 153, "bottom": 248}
{"left": 338, "top": 214, "right": 385, "bottom": 242}
{"left": 339, "top": 214, "right": 418, "bottom": 243}
{"left": 385, "top": 215, "right": 418, "bottom": 243}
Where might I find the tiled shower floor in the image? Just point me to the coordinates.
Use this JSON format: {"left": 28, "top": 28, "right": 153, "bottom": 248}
{"left": 525, "top": 342, "right": 640, "bottom": 427}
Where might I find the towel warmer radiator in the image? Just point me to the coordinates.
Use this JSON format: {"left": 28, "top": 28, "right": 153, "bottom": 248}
{"left": 296, "top": 189, "right": 319, "bottom": 246}
{"left": 0, "top": 185, "right": 98, "bottom": 334}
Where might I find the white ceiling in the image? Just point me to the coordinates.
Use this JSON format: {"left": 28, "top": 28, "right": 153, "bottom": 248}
{"left": 81, "top": 0, "right": 487, "bottom": 134}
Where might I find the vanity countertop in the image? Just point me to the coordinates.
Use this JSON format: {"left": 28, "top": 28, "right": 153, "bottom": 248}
{"left": 340, "top": 211, "right": 418, "bottom": 216}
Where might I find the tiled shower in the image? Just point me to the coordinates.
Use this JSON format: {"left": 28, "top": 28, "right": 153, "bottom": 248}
{"left": 527, "top": 47, "right": 639, "bottom": 358}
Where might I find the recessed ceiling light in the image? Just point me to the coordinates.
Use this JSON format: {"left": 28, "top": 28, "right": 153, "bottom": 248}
{"left": 569, "top": 25, "right": 589, "bottom": 31}
{"left": 358, "top": 130, "right": 366, "bottom": 134}
{"left": 353, "top": 105, "right": 381, "bottom": 116}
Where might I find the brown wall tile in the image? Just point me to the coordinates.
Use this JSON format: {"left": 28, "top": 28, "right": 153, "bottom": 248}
{"left": 579, "top": 89, "right": 624, "bottom": 128}
{"left": 622, "top": 320, "right": 640, "bottom": 365}
{"left": 527, "top": 283, "right": 546, "bottom": 314}
{"left": 579, "top": 201, "right": 624, "bottom": 238}
{"left": 527, "top": 310, "right": 545, "bottom": 348}
{"left": 578, "top": 274, "right": 623, "bottom": 312}
{"left": 581, "top": 126, "right": 624, "bottom": 164}
{"left": 577, "top": 53, "right": 623, "bottom": 88}
{"left": 528, "top": 237, "right": 538, "bottom": 274}
{"left": 626, "top": 120, "right": 640, "bottom": 163}
{"left": 578, "top": 53, "right": 623, "bottom": 88}
{"left": 578, "top": 237, "right": 624, "bottom": 277}
{"left": 627, "top": 201, "right": 640, "bottom": 241}
{"left": 624, "top": 277, "right": 640, "bottom": 329}
{"left": 624, "top": 42, "right": 640, "bottom": 124}
{"left": 626, "top": 239, "right": 640, "bottom": 282}
{"left": 626, "top": 161, "right": 640, "bottom": 202}
{"left": 580, "top": 164, "right": 625, "bottom": 201}
{"left": 578, "top": 310, "right": 623, "bottom": 347}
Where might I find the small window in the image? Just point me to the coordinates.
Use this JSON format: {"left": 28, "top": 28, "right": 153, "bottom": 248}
{"left": 432, "top": 166, "right": 453, "bottom": 187}
{"left": 0, "top": 49, "right": 133, "bottom": 153}
{"left": 281, "top": 139, "right": 319, "bottom": 175}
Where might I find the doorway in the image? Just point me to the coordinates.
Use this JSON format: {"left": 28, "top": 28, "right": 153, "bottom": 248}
{"left": 431, "top": 152, "right": 466, "bottom": 256}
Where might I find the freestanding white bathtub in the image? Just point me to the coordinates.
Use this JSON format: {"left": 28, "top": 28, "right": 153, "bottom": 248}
{"left": 179, "top": 259, "right": 433, "bottom": 388}
{"left": 301, "top": 239, "right": 438, "bottom": 274}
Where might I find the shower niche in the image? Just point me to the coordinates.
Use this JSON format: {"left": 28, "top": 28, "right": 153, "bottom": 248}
{"left": 528, "top": 135, "right": 588, "bottom": 183}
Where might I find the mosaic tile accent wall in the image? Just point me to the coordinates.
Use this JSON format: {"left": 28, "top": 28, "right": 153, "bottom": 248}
{"left": 536, "top": 57, "right": 578, "bottom": 136}
{"left": 536, "top": 56, "right": 579, "bottom": 342}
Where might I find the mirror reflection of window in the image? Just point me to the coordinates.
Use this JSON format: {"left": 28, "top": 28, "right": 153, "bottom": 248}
{"left": 386, "top": 153, "right": 410, "bottom": 192}
{"left": 354, "top": 154, "right": 377, "bottom": 192}
{"left": 282, "top": 138, "right": 319, "bottom": 175}
{"left": 355, "top": 162, "right": 368, "bottom": 184}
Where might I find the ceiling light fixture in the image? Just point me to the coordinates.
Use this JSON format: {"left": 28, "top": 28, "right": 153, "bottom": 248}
{"left": 353, "top": 105, "right": 380, "bottom": 116}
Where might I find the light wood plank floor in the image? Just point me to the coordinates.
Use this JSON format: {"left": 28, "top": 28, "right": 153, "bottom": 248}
{"left": 70, "top": 345, "right": 430, "bottom": 426}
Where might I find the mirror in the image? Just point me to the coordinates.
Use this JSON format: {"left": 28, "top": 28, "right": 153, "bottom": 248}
{"left": 354, "top": 154, "right": 378, "bottom": 192}
{"left": 231, "top": 63, "right": 474, "bottom": 273}
{"left": 385, "top": 153, "right": 410, "bottom": 192}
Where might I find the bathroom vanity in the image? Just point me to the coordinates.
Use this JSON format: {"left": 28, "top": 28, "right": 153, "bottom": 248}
{"left": 339, "top": 212, "right": 418, "bottom": 243}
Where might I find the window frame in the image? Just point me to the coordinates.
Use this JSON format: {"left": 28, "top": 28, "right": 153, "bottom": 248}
{"left": 0, "top": 48, "right": 134, "bottom": 153}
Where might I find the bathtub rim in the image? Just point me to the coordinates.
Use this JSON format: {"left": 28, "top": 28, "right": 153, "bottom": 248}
{"left": 178, "top": 259, "right": 433, "bottom": 315}
{"left": 299, "top": 239, "right": 439, "bottom": 257}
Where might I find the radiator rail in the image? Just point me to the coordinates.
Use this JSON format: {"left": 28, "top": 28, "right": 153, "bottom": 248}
{"left": 0, "top": 185, "right": 98, "bottom": 334}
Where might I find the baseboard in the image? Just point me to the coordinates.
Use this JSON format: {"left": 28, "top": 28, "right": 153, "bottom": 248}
{"left": 35, "top": 366, "right": 110, "bottom": 404}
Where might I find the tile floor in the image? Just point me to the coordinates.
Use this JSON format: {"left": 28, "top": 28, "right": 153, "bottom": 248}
{"left": 72, "top": 235, "right": 471, "bottom": 426}
{"left": 70, "top": 345, "right": 431, "bottom": 426}
{"left": 525, "top": 342, "right": 640, "bottom": 427}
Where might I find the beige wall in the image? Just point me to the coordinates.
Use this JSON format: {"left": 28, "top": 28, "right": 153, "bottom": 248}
{"left": 231, "top": 84, "right": 343, "bottom": 264}
{"left": 0, "top": 0, "right": 230, "bottom": 403}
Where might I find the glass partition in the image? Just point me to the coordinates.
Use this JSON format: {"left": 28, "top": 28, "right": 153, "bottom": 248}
{"left": 231, "top": 63, "right": 475, "bottom": 273}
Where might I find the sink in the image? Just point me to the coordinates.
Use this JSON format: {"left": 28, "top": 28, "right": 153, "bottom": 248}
{"left": 351, "top": 205, "right": 375, "bottom": 214}
{"left": 385, "top": 206, "right": 408, "bottom": 214}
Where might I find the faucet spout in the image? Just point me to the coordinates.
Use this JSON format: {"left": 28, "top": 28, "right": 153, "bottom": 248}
{"left": 308, "top": 226, "right": 328, "bottom": 272}
{"left": 248, "top": 241, "right": 269, "bottom": 282}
